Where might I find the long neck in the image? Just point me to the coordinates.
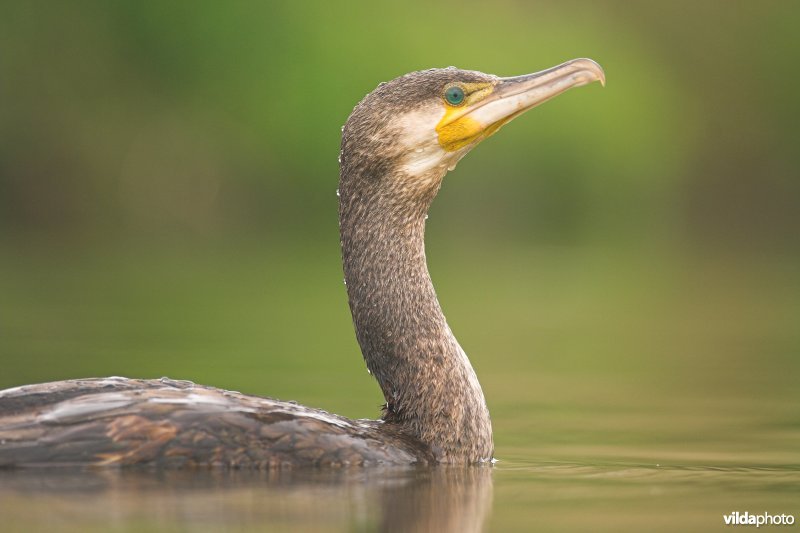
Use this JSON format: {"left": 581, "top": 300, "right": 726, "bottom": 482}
{"left": 338, "top": 165, "right": 493, "bottom": 463}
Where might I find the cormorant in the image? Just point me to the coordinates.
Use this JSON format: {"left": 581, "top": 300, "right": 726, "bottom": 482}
{"left": 0, "top": 59, "right": 604, "bottom": 468}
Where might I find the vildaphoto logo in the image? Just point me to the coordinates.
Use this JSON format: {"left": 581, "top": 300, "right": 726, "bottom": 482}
{"left": 723, "top": 511, "right": 795, "bottom": 527}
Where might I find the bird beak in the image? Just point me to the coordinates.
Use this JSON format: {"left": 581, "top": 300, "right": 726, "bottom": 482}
{"left": 437, "top": 58, "right": 605, "bottom": 151}
{"left": 476, "top": 58, "right": 605, "bottom": 134}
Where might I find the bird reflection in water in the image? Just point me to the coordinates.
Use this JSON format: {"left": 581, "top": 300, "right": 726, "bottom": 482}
{"left": 0, "top": 466, "right": 493, "bottom": 532}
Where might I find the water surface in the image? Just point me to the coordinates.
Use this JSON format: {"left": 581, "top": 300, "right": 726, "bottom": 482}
{"left": 2, "top": 457, "right": 797, "bottom": 531}
{"left": 1, "top": 243, "right": 797, "bottom": 531}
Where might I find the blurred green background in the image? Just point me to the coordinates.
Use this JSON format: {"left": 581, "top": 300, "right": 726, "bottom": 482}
{"left": 1, "top": 1, "right": 798, "bottom": 466}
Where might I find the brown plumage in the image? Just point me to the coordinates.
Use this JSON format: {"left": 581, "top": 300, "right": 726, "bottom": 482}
{"left": 0, "top": 378, "right": 432, "bottom": 467}
{"left": 0, "top": 59, "right": 604, "bottom": 468}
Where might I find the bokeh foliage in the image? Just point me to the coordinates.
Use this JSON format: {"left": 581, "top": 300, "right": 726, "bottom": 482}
{"left": 2, "top": 1, "right": 798, "bottom": 249}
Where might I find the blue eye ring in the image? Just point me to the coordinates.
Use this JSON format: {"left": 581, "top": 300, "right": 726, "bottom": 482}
{"left": 444, "top": 85, "right": 466, "bottom": 106}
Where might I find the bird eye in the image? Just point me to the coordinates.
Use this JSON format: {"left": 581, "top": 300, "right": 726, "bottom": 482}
{"left": 444, "top": 86, "right": 465, "bottom": 106}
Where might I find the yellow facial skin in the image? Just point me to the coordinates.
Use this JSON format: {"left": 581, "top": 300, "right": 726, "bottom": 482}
{"left": 436, "top": 82, "right": 496, "bottom": 152}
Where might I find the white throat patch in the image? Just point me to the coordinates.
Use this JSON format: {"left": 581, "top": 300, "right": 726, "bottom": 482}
{"left": 395, "top": 107, "right": 468, "bottom": 182}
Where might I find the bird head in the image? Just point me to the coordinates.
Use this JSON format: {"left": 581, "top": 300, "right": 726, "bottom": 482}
{"left": 340, "top": 58, "right": 605, "bottom": 207}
